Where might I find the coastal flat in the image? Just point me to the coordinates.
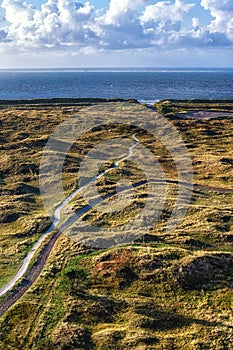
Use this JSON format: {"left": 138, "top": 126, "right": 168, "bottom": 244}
{"left": 0, "top": 99, "right": 232, "bottom": 349}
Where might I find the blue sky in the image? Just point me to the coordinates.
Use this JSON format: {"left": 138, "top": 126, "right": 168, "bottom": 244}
{"left": 0, "top": 0, "right": 232, "bottom": 68}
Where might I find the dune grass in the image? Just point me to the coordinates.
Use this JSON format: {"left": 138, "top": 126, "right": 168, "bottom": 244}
{"left": 0, "top": 99, "right": 232, "bottom": 349}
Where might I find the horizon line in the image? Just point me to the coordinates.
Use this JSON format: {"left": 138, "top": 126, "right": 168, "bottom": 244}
{"left": 0, "top": 66, "right": 232, "bottom": 70}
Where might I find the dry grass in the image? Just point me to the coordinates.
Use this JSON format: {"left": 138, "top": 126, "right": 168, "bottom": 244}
{"left": 0, "top": 99, "right": 232, "bottom": 349}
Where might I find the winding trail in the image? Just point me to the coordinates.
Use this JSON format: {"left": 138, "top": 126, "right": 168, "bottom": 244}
{"left": 0, "top": 132, "right": 232, "bottom": 318}
{"left": 0, "top": 134, "right": 140, "bottom": 316}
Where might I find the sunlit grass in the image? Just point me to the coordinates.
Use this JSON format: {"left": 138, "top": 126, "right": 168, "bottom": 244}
{"left": 0, "top": 99, "right": 232, "bottom": 349}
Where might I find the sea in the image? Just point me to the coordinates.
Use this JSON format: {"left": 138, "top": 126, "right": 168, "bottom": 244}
{"left": 0, "top": 68, "right": 232, "bottom": 103}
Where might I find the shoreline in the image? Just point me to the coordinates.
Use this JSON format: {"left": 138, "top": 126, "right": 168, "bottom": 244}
{"left": 0, "top": 97, "right": 232, "bottom": 106}
{"left": 0, "top": 97, "right": 139, "bottom": 106}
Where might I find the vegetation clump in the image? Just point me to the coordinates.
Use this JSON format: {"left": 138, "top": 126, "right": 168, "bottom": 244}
{"left": 0, "top": 100, "right": 232, "bottom": 349}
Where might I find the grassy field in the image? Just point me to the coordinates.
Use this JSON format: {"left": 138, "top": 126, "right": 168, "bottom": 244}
{"left": 0, "top": 99, "right": 232, "bottom": 349}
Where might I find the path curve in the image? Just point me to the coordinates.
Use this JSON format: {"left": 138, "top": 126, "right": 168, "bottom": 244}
{"left": 0, "top": 135, "right": 139, "bottom": 313}
{"left": 0, "top": 134, "right": 233, "bottom": 317}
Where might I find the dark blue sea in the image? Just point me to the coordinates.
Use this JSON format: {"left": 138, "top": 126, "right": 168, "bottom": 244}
{"left": 0, "top": 68, "right": 232, "bottom": 102}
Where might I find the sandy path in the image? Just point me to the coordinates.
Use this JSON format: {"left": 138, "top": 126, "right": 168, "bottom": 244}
{"left": 0, "top": 132, "right": 232, "bottom": 317}
{"left": 0, "top": 134, "right": 139, "bottom": 299}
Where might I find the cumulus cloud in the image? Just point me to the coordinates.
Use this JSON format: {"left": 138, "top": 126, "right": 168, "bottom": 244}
{"left": 97, "top": 0, "right": 148, "bottom": 49}
{"left": 103, "top": 0, "right": 143, "bottom": 26}
{"left": 141, "top": 0, "right": 194, "bottom": 23}
{"left": 201, "top": 0, "right": 233, "bottom": 40}
{"left": 1, "top": 0, "right": 96, "bottom": 48}
{"left": 192, "top": 17, "right": 199, "bottom": 29}
{"left": 0, "top": 0, "right": 232, "bottom": 53}
{"left": 140, "top": 0, "right": 195, "bottom": 46}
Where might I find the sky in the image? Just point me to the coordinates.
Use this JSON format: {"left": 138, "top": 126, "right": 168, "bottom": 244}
{"left": 0, "top": 0, "right": 232, "bottom": 68}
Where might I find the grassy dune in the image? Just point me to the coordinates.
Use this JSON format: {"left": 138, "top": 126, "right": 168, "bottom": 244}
{"left": 0, "top": 99, "right": 232, "bottom": 349}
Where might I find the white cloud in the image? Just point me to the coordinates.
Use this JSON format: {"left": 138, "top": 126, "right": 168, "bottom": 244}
{"left": 141, "top": 0, "right": 194, "bottom": 23}
{"left": 201, "top": 0, "right": 233, "bottom": 40}
{"left": 192, "top": 17, "right": 199, "bottom": 29}
{"left": 103, "top": 0, "right": 143, "bottom": 26}
{"left": 95, "top": 0, "right": 147, "bottom": 50}
{"left": 0, "top": 0, "right": 232, "bottom": 55}
{"left": 139, "top": 0, "right": 195, "bottom": 47}
{"left": 1, "top": 0, "right": 96, "bottom": 49}
{"left": 2, "top": 0, "right": 34, "bottom": 24}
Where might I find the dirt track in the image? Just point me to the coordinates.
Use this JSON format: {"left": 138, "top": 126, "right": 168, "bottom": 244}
{"left": 0, "top": 181, "right": 232, "bottom": 318}
{"left": 0, "top": 229, "right": 61, "bottom": 318}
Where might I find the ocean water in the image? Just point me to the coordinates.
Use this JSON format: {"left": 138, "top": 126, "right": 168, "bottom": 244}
{"left": 0, "top": 68, "right": 232, "bottom": 102}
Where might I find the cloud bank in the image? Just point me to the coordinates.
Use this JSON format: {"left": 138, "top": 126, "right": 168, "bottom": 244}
{"left": 0, "top": 0, "right": 232, "bottom": 54}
